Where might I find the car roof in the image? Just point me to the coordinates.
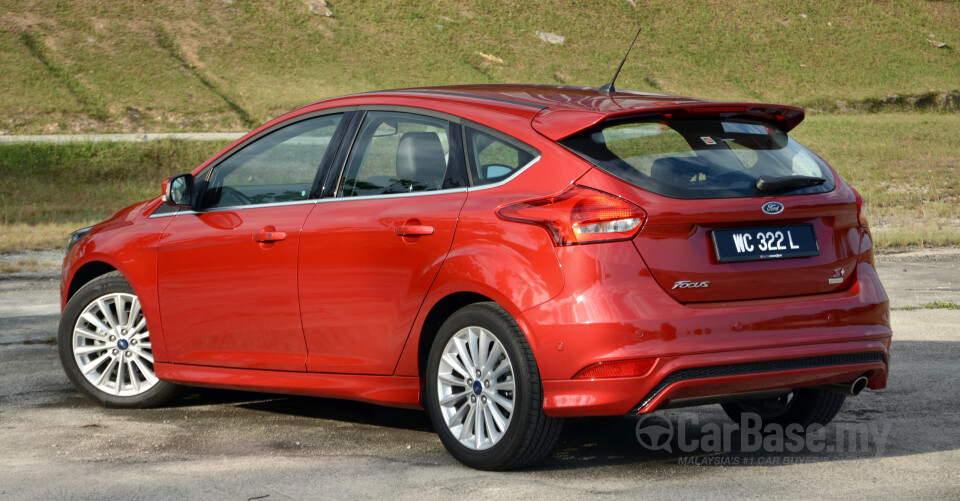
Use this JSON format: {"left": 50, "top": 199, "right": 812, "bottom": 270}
{"left": 309, "top": 84, "right": 805, "bottom": 141}
{"left": 391, "top": 84, "right": 705, "bottom": 113}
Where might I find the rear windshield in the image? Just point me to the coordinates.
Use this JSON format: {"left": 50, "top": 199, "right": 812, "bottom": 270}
{"left": 561, "top": 118, "right": 835, "bottom": 199}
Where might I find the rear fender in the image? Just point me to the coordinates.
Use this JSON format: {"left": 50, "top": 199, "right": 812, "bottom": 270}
{"left": 392, "top": 231, "right": 564, "bottom": 377}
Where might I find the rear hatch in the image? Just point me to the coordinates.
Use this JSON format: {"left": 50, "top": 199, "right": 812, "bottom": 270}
{"left": 563, "top": 116, "right": 861, "bottom": 303}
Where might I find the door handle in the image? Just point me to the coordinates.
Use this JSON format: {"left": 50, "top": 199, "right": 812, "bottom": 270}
{"left": 254, "top": 230, "right": 287, "bottom": 243}
{"left": 395, "top": 225, "right": 435, "bottom": 237}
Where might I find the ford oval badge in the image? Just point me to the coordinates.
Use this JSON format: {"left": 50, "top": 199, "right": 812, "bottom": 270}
{"left": 761, "top": 201, "right": 784, "bottom": 215}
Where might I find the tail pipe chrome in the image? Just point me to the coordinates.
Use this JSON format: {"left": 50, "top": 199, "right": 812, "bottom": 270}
{"left": 815, "top": 376, "right": 870, "bottom": 396}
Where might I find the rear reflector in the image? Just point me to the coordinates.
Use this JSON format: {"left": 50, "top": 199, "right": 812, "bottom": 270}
{"left": 497, "top": 185, "right": 647, "bottom": 245}
{"left": 573, "top": 358, "right": 657, "bottom": 379}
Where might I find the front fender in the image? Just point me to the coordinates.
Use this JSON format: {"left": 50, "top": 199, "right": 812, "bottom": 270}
{"left": 62, "top": 207, "right": 173, "bottom": 363}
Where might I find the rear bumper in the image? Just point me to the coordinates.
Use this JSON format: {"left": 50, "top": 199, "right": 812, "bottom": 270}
{"left": 517, "top": 241, "right": 891, "bottom": 418}
{"left": 540, "top": 343, "right": 888, "bottom": 417}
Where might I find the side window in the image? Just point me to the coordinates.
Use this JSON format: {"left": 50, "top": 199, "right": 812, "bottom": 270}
{"left": 339, "top": 111, "right": 457, "bottom": 197}
{"left": 465, "top": 128, "right": 536, "bottom": 186}
{"left": 205, "top": 114, "right": 342, "bottom": 208}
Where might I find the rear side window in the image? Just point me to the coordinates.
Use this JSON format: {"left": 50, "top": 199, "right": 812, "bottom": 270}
{"left": 561, "top": 119, "right": 835, "bottom": 199}
{"left": 338, "top": 111, "right": 462, "bottom": 197}
{"left": 465, "top": 128, "right": 537, "bottom": 186}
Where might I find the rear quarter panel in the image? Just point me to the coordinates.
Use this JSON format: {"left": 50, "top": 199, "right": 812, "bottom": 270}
{"left": 393, "top": 136, "right": 592, "bottom": 376}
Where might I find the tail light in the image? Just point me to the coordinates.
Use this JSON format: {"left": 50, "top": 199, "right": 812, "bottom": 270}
{"left": 497, "top": 186, "right": 647, "bottom": 245}
{"left": 853, "top": 188, "right": 869, "bottom": 227}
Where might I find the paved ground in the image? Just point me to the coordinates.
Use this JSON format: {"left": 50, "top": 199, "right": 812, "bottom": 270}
{"left": 0, "top": 250, "right": 958, "bottom": 500}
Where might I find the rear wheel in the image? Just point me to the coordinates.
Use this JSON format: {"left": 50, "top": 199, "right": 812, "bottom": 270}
{"left": 424, "top": 302, "right": 562, "bottom": 470}
{"left": 58, "top": 272, "right": 180, "bottom": 408}
{"left": 720, "top": 388, "right": 846, "bottom": 429}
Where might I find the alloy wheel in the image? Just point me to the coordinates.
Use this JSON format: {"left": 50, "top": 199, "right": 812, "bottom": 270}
{"left": 436, "top": 326, "right": 516, "bottom": 451}
{"left": 71, "top": 292, "right": 158, "bottom": 396}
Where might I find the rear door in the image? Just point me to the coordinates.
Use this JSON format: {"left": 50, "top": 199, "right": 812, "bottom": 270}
{"left": 298, "top": 110, "right": 468, "bottom": 374}
{"left": 157, "top": 112, "right": 348, "bottom": 370}
{"left": 564, "top": 118, "right": 861, "bottom": 303}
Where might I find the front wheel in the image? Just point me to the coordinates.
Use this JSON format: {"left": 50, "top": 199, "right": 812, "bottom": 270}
{"left": 58, "top": 272, "right": 180, "bottom": 408}
{"left": 424, "top": 302, "right": 562, "bottom": 470}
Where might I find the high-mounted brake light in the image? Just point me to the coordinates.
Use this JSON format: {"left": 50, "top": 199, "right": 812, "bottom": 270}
{"left": 497, "top": 186, "right": 647, "bottom": 245}
{"left": 853, "top": 188, "right": 869, "bottom": 227}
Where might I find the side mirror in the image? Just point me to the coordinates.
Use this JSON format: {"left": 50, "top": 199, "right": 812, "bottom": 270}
{"left": 162, "top": 173, "right": 196, "bottom": 208}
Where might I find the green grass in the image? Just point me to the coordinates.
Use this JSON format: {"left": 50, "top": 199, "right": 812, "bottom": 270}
{"left": 0, "top": 139, "right": 229, "bottom": 223}
{"left": 899, "top": 300, "right": 960, "bottom": 311}
{"left": 793, "top": 113, "right": 960, "bottom": 247}
{"left": 2, "top": 112, "right": 958, "bottom": 250}
{"left": 0, "top": 139, "right": 230, "bottom": 251}
{"left": 1, "top": 0, "right": 958, "bottom": 133}
{"left": 923, "top": 300, "right": 960, "bottom": 310}
{"left": 1, "top": 1, "right": 958, "bottom": 250}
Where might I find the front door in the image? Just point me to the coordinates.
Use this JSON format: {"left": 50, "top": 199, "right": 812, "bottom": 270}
{"left": 157, "top": 112, "right": 347, "bottom": 371}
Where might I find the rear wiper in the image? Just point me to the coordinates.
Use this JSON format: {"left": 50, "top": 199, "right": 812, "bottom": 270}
{"left": 755, "top": 175, "right": 826, "bottom": 192}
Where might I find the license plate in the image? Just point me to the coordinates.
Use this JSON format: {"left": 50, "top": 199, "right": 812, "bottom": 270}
{"left": 712, "top": 225, "right": 820, "bottom": 263}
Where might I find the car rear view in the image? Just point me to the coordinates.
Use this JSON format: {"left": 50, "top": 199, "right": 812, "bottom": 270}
{"left": 513, "top": 107, "right": 890, "bottom": 426}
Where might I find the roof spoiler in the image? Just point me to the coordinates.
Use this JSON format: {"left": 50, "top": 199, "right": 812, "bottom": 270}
{"left": 532, "top": 103, "right": 805, "bottom": 141}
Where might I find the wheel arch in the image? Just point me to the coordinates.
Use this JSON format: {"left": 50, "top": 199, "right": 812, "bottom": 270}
{"left": 67, "top": 261, "right": 118, "bottom": 302}
{"left": 416, "top": 291, "right": 493, "bottom": 379}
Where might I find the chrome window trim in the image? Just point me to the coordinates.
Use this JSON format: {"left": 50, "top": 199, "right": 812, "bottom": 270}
{"left": 465, "top": 154, "right": 541, "bottom": 192}
{"left": 148, "top": 198, "right": 320, "bottom": 218}
{"left": 149, "top": 154, "right": 541, "bottom": 218}
{"left": 318, "top": 187, "right": 469, "bottom": 204}
{"left": 149, "top": 208, "right": 189, "bottom": 218}
{"left": 460, "top": 121, "right": 541, "bottom": 189}
{"left": 146, "top": 105, "right": 545, "bottom": 219}
{"left": 148, "top": 186, "right": 477, "bottom": 217}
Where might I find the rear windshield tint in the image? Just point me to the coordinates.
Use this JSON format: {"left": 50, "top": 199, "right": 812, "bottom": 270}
{"left": 561, "top": 119, "right": 835, "bottom": 199}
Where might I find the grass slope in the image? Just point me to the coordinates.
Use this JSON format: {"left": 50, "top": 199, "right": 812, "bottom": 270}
{"left": 2, "top": 113, "right": 958, "bottom": 251}
{"left": 794, "top": 114, "right": 960, "bottom": 246}
{"left": 1, "top": 1, "right": 958, "bottom": 250}
{"left": 1, "top": 0, "right": 958, "bottom": 133}
{"left": 0, "top": 139, "right": 229, "bottom": 251}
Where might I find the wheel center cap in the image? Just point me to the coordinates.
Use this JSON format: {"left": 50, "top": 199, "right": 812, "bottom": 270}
{"left": 472, "top": 380, "right": 482, "bottom": 395}
{"left": 117, "top": 338, "right": 129, "bottom": 350}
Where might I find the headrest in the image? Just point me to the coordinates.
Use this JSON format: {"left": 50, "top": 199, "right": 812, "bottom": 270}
{"left": 396, "top": 132, "right": 447, "bottom": 190}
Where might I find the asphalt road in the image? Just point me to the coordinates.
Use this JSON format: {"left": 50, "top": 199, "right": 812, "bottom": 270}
{"left": 1, "top": 249, "right": 958, "bottom": 500}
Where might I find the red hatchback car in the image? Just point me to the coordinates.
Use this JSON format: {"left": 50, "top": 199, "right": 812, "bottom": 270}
{"left": 58, "top": 85, "right": 891, "bottom": 470}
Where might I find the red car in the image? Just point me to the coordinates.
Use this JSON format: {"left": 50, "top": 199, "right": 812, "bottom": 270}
{"left": 58, "top": 85, "right": 890, "bottom": 470}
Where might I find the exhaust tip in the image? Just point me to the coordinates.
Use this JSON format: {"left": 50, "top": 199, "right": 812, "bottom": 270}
{"left": 850, "top": 376, "right": 869, "bottom": 396}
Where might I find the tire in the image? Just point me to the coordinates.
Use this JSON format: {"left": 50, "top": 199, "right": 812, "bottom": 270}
{"left": 720, "top": 388, "right": 846, "bottom": 429}
{"left": 424, "top": 302, "right": 562, "bottom": 470}
{"left": 58, "top": 272, "right": 180, "bottom": 408}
